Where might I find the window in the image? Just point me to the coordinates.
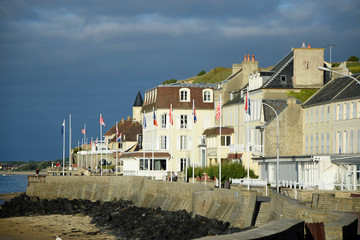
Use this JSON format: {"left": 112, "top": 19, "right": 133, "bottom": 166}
{"left": 221, "top": 136, "right": 231, "bottom": 146}
{"left": 203, "top": 89, "right": 212, "bottom": 102}
{"left": 179, "top": 158, "right": 186, "bottom": 171}
{"left": 350, "top": 130, "right": 354, "bottom": 154}
{"left": 154, "top": 159, "right": 166, "bottom": 170}
{"left": 180, "top": 115, "right": 188, "bottom": 129}
{"left": 305, "top": 134, "right": 308, "bottom": 154}
{"left": 139, "top": 159, "right": 149, "bottom": 170}
{"left": 338, "top": 104, "right": 343, "bottom": 120}
{"left": 315, "top": 133, "right": 319, "bottom": 154}
{"left": 353, "top": 102, "right": 357, "bottom": 119}
{"left": 179, "top": 88, "right": 190, "bottom": 102}
{"left": 310, "top": 108, "right": 314, "bottom": 124}
{"left": 321, "top": 133, "right": 324, "bottom": 154}
{"left": 180, "top": 135, "right": 187, "bottom": 150}
{"left": 161, "top": 114, "right": 167, "bottom": 129}
{"left": 345, "top": 103, "right": 350, "bottom": 119}
{"left": 326, "top": 106, "right": 330, "bottom": 122}
{"left": 160, "top": 136, "right": 168, "bottom": 150}
{"left": 320, "top": 107, "right": 324, "bottom": 123}
{"left": 280, "top": 75, "right": 286, "bottom": 82}
{"left": 310, "top": 134, "right": 313, "bottom": 154}
{"left": 315, "top": 108, "right": 319, "bottom": 123}
{"left": 326, "top": 132, "right": 330, "bottom": 154}
{"left": 338, "top": 131, "right": 343, "bottom": 154}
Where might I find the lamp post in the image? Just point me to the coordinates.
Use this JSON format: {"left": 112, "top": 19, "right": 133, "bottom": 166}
{"left": 323, "top": 44, "right": 336, "bottom": 68}
{"left": 318, "top": 66, "right": 360, "bottom": 84}
{"left": 262, "top": 102, "right": 279, "bottom": 193}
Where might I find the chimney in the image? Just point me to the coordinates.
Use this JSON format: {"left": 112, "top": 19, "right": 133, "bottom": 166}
{"left": 127, "top": 115, "right": 131, "bottom": 121}
{"left": 121, "top": 118, "right": 125, "bottom": 123}
{"left": 308, "top": 44, "right": 311, "bottom": 48}
{"left": 244, "top": 54, "right": 247, "bottom": 61}
{"left": 247, "top": 54, "right": 250, "bottom": 61}
{"left": 287, "top": 96, "right": 297, "bottom": 105}
{"left": 252, "top": 54, "right": 255, "bottom": 61}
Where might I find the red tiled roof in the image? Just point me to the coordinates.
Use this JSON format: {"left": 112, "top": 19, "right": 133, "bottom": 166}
{"left": 142, "top": 85, "right": 215, "bottom": 111}
{"left": 104, "top": 119, "right": 142, "bottom": 142}
{"left": 202, "top": 127, "right": 234, "bottom": 136}
{"left": 227, "top": 153, "right": 243, "bottom": 159}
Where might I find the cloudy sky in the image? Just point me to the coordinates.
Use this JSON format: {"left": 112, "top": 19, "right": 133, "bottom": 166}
{"left": 1, "top": 0, "right": 359, "bottom": 162}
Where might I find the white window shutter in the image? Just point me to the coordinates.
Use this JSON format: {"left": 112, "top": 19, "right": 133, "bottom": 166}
{"left": 187, "top": 136, "right": 192, "bottom": 151}
{"left": 188, "top": 114, "right": 192, "bottom": 130}
{"left": 177, "top": 117, "right": 180, "bottom": 130}
{"left": 166, "top": 135, "right": 169, "bottom": 150}
{"left": 177, "top": 136, "right": 180, "bottom": 150}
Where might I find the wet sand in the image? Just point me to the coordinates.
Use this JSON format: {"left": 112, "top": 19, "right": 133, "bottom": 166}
{"left": 0, "top": 214, "right": 116, "bottom": 240}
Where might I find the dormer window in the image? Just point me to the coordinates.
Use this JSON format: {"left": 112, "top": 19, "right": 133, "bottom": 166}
{"left": 202, "top": 89, "right": 213, "bottom": 102}
{"left": 179, "top": 88, "right": 190, "bottom": 102}
{"left": 280, "top": 75, "right": 287, "bottom": 82}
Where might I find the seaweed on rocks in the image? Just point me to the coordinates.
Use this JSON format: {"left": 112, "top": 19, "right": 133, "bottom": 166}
{"left": 0, "top": 193, "right": 245, "bottom": 239}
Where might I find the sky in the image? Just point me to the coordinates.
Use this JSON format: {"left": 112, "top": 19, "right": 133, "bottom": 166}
{"left": 1, "top": 0, "right": 359, "bottom": 162}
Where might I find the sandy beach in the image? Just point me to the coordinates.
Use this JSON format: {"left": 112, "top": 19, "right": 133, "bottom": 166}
{"left": 0, "top": 214, "right": 117, "bottom": 240}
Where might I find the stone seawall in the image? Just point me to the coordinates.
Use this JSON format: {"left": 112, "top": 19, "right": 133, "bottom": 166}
{"left": 26, "top": 176, "right": 256, "bottom": 228}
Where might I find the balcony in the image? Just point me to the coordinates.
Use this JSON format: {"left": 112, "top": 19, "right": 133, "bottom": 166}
{"left": 229, "top": 144, "right": 245, "bottom": 153}
{"left": 229, "top": 144, "right": 263, "bottom": 156}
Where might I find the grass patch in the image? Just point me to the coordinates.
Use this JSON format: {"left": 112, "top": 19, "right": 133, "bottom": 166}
{"left": 185, "top": 67, "right": 232, "bottom": 84}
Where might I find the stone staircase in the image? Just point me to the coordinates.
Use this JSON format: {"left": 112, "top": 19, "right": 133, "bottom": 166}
{"left": 255, "top": 201, "right": 271, "bottom": 227}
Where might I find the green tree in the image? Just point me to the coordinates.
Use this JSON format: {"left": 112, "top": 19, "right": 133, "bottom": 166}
{"left": 197, "top": 70, "right": 206, "bottom": 76}
{"left": 347, "top": 56, "right": 359, "bottom": 62}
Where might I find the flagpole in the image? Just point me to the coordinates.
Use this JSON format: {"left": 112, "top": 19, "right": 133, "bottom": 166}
{"left": 170, "top": 104, "right": 173, "bottom": 182}
{"left": 116, "top": 121, "right": 118, "bottom": 176}
{"left": 192, "top": 99, "right": 195, "bottom": 184}
{"left": 69, "top": 114, "right": 71, "bottom": 171}
{"left": 91, "top": 137, "right": 93, "bottom": 172}
{"left": 246, "top": 87, "right": 250, "bottom": 190}
{"left": 62, "top": 119, "right": 65, "bottom": 176}
{"left": 152, "top": 107, "right": 155, "bottom": 180}
{"left": 77, "top": 140, "right": 79, "bottom": 168}
{"left": 100, "top": 113, "right": 103, "bottom": 176}
{"left": 143, "top": 110, "right": 148, "bottom": 177}
{"left": 218, "top": 94, "right": 222, "bottom": 189}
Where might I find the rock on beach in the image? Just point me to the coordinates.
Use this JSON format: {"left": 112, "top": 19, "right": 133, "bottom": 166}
{"left": 0, "top": 194, "right": 245, "bottom": 239}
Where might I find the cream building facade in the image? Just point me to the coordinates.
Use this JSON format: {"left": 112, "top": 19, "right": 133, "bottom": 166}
{"left": 302, "top": 73, "right": 360, "bottom": 190}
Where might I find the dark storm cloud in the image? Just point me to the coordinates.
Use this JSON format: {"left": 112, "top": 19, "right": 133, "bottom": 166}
{"left": 0, "top": 0, "right": 359, "bottom": 161}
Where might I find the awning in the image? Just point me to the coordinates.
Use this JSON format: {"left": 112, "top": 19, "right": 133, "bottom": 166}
{"left": 331, "top": 154, "right": 360, "bottom": 165}
{"left": 227, "top": 153, "right": 243, "bottom": 159}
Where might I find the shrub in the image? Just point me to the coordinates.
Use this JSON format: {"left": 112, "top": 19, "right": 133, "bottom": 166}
{"left": 197, "top": 70, "right": 206, "bottom": 76}
{"left": 347, "top": 56, "right": 359, "bottom": 62}
{"left": 162, "top": 79, "right": 177, "bottom": 85}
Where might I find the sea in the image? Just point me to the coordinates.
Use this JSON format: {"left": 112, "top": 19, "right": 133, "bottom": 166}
{"left": 0, "top": 174, "right": 28, "bottom": 205}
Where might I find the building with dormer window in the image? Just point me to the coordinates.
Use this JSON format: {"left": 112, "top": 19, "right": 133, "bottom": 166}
{"left": 120, "top": 82, "right": 216, "bottom": 180}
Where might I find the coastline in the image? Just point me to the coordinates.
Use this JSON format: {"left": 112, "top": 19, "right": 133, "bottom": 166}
{"left": 0, "top": 170, "right": 41, "bottom": 176}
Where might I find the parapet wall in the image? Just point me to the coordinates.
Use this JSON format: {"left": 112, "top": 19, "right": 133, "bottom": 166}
{"left": 268, "top": 193, "right": 358, "bottom": 240}
{"left": 26, "top": 176, "right": 256, "bottom": 228}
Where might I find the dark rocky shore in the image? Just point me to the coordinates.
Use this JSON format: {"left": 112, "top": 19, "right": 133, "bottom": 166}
{"left": 0, "top": 194, "right": 246, "bottom": 239}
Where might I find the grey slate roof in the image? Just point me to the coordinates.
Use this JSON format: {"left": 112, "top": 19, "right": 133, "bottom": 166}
{"left": 302, "top": 73, "right": 360, "bottom": 107}
{"left": 263, "top": 100, "right": 288, "bottom": 125}
{"left": 262, "top": 51, "right": 294, "bottom": 88}
{"left": 133, "top": 91, "right": 143, "bottom": 107}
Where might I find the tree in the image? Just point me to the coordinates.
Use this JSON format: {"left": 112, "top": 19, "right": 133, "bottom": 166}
{"left": 347, "top": 56, "right": 359, "bottom": 62}
{"left": 197, "top": 70, "right": 206, "bottom": 76}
